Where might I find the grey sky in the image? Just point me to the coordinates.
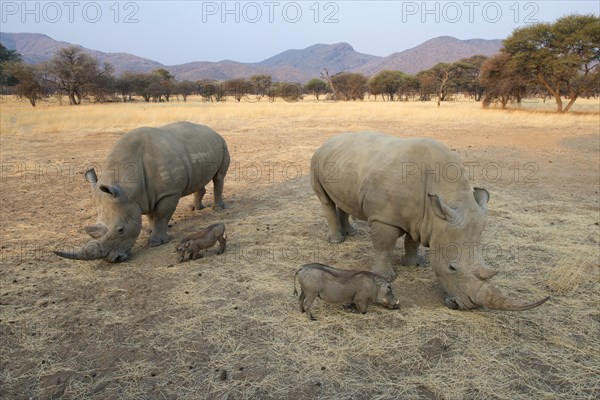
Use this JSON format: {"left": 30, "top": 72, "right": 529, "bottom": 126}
{"left": 1, "top": 1, "right": 598, "bottom": 65}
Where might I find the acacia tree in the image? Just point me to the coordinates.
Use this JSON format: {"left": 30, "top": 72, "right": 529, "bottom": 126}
{"left": 225, "top": 78, "right": 252, "bottom": 102}
{"left": 89, "top": 65, "right": 115, "bottom": 103}
{"left": 0, "top": 43, "right": 21, "bottom": 88}
{"left": 197, "top": 79, "right": 222, "bottom": 102}
{"left": 398, "top": 74, "right": 420, "bottom": 101}
{"left": 124, "top": 72, "right": 153, "bottom": 102}
{"left": 304, "top": 78, "right": 329, "bottom": 100}
{"left": 416, "top": 69, "right": 436, "bottom": 101}
{"left": 503, "top": 14, "right": 600, "bottom": 113}
{"left": 368, "top": 70, "right": 405, "bottom": 101}
{"left": 480, "top": 52, "right": 528, "bottom": 109}
{"left": 4, "top": 61, "right": 47, "bottom": 106}
{"left": 152, "top": 68, "right": 176, "bottom": 101}
{"left": 47, "top": 46, "right": 112, "bottom": 105}
{"left": 115, "top": 73, "right": 135, "bottom": 102}
{"left": 453, "top": 55, "right": 488, "bottom": 101}
{"left": 250, "top": 74, "right": 272, "bottom": 98}
{"left": 176, "top": 80, "right": 196, "bottom": 102}
{"left": 331, "top": 72, "right": 368, "bottom": 101}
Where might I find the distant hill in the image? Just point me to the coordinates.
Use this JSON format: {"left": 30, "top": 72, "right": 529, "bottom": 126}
{"left": 0, "top": 32, "right": 502, "bottom": 82}
{"left": 254, "top": 42, "right": 381, "bottom": 79}
{"left": 357, "top": 36, "right": 503, "bottom": 75}
{"left": 0, "top": 32, "right": 163, "bottom": 76}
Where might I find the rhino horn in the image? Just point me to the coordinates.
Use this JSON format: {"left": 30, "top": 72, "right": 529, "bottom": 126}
{"left": 475, "top": 282, "right": 550, "bottom": 311}
{"left": 54, "top": 241, "right": 103, "bottom": 260}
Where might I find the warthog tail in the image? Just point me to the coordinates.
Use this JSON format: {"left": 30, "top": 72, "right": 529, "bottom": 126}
{"left": 293, "top": 268, "right": 301, "bottom": 297}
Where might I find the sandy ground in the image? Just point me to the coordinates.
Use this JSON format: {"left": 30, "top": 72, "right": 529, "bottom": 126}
{"left": 0, "top": 98, "right": 598, "bottom": 399}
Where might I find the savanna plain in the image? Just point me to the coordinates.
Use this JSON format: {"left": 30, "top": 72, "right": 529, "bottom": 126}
{"left": 0, "top": 97, "right": 598, "bottom": 399}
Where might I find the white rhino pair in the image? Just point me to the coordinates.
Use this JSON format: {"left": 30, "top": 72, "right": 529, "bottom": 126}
{"left": 56, "top": 123, "right": 549, "bottom": 312}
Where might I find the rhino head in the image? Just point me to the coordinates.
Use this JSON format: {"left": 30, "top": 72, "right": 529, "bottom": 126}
{"left": 427, "top": 188, "right": 549, "bottom": 311}
{"left": 55, "top": 169, "right": 142, "bottom": 262}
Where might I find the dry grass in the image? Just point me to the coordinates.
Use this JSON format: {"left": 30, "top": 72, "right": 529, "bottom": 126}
{"left": 0, "top": 96, "right": 599, "bottom": 399}
{"left": 2, "top": 96, "right": 598, "bottom": 137}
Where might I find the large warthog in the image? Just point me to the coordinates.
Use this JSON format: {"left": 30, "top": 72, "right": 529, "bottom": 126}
{"left": 176, "top": 223, "right": 227, "bottom": 262}
{"left": 55, "top": 122, "right": 230, "bottom": 262}
{"left": 310, "top": 132, "right": 550, "bottom": 311}
{"left": 294, "top": 263, "right": 399, "bottom": 320}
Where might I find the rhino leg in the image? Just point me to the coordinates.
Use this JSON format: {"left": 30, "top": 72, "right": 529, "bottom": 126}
{"left": 337, "top": 207, "right": 355, "bottom": 236}
{"left": 401, "top": 235, "right": 420, "bottom": 266}
{"left": 190, "top": 187, "right": 206, "bottom": 211}
{"left": 148, "top": 195, "right": 179, "bottom": 247}
{"left": 212, "top": 171, "right": 226, "bottom": 211}
{"left": 319, "top": 202, "right": 343, "bottom": 243}
{"left": 370, "top": 221, "right": 400, "bottom": 281}
{"left": 312, "top": 174, "right": 343, "bottom": 243}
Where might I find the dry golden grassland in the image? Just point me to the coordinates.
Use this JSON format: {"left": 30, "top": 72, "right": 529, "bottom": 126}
{"left": 0, "top": 96, "right": 599, "bottom": 399}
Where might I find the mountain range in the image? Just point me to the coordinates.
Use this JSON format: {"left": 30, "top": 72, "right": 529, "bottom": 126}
{"left": 0, "top": 32, "right": 503, "bottom": 83}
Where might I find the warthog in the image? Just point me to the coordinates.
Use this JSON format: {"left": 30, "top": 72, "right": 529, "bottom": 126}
{"left": 294, "top": 263, "right": 399, "bottom": 320}
{"left": 176, "top": 223, "right": 227, "bottom": 262}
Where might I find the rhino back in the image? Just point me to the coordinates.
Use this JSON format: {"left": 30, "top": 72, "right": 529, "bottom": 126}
{"left": 312, "top": 132, "right": 471, "bottom": 238}
{"left": 101, "top": 122, "right": 228, "bottom": 213}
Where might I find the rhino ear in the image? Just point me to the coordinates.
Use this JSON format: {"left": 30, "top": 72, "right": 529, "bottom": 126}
{"left": 473, "top": 188, "right": 490, "bottom": 211}
{"left": 85, "top": 168, "right": 98, "bottom": 184}
{"left": 428, "top": 193, "right": 458, "bottom": 222}
{"left": 99, "top": 184, "right": 122, "bottom": 199}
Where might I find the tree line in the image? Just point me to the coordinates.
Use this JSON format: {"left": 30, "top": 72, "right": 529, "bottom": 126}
{"left": 1, "top": 14, "right": 598, "bottom": 112}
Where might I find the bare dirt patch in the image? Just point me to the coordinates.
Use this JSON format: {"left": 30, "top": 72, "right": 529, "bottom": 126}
{"left": 1, "top": 98, "right": 598, "bottom": 399}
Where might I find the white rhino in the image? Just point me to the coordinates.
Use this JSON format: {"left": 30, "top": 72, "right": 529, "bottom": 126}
{"left": 56, "top": 122, "right": 230, "bottom": 262}
{"left": 310, "top": 132, "right": 549, "bottom": 311}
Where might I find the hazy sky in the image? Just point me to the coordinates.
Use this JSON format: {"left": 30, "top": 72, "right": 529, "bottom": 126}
{"left": 1, "top": 1, "right": 598, "bottom": 65}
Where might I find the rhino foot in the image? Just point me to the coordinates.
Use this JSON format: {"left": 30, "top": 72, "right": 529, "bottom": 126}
{"left": 401, "top": 254, "right": 421, "bottom": 266}
{"left": 444, "top": 297, "right": 460, "bottom": 310}
{"left": 341, "top": 225, "right": 356, "bottom": 236}
{"left": 190, "top": 203, "right": 206, "bottom": 211}
{"left": 327, "top": 232, "right": 344, "bottom": 244}
{"left": 149, "top": 232, "right": 171, "bottom": 247}
{"left": 212, "top": 202, "right": 226, "bottom": 211}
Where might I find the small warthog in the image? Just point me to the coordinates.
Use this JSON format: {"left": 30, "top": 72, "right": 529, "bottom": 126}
{"left": 293, "top": 263, "right": 399, "bottom": 320}
{"left": 176, "top": 223, "right": 226, "bottom": 262}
